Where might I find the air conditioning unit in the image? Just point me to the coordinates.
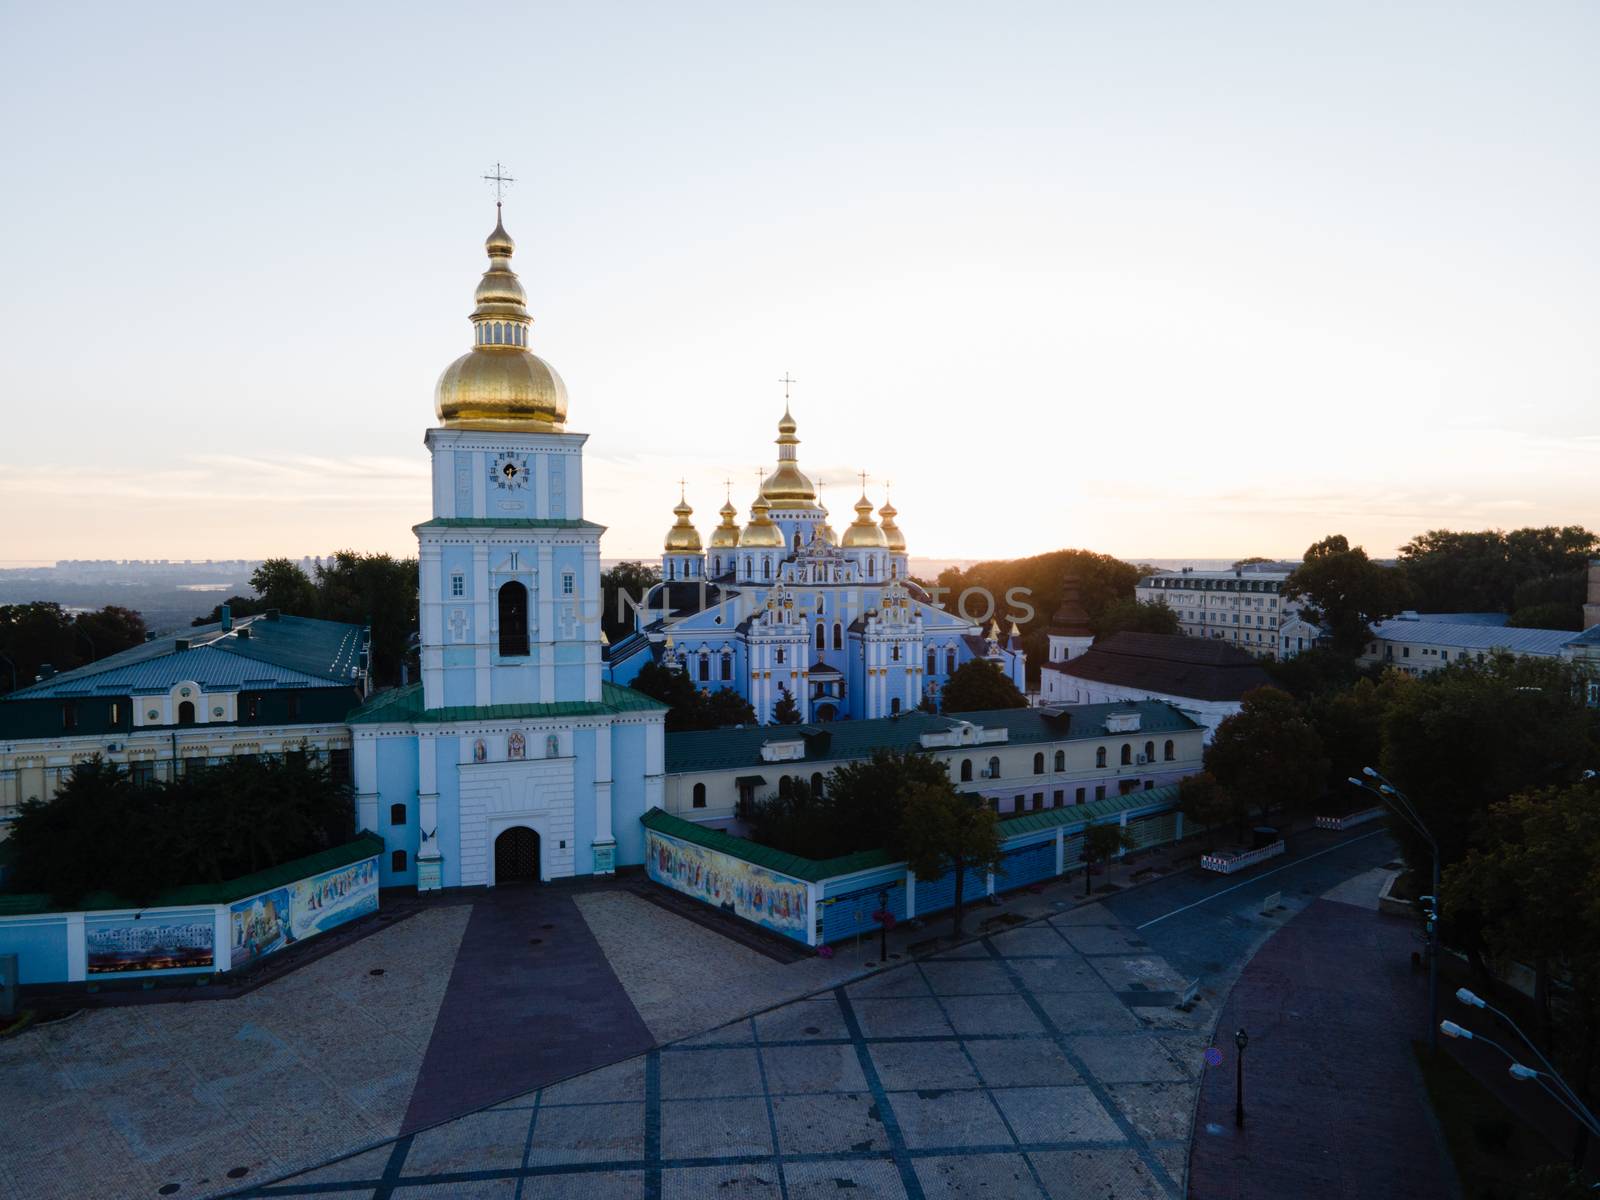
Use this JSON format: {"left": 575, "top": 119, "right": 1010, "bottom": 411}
{"left": 1136, "top": 753, "right": 1148, "bottom": 765}
{"left": 105, "top": 743, "right": 124, "bottom": 753}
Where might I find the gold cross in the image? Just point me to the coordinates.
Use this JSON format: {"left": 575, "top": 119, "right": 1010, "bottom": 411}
{"left": 858, "top": 469, "right": 869, "bottom": 493}
{"left": 778, "top": 372, "right": 796, "bottom": 402}
{"left": 482, "top": 162, "right": 516, "bottom": 203}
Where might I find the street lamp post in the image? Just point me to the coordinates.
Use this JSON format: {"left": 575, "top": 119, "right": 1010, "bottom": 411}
{"left": 1352, "top": 769, "right": 1440, "bottom": 1052}
{"left": 1234, "top": 1027, "right": 1249, "bottom": 1128}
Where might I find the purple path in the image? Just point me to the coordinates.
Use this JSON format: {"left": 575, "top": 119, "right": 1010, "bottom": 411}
{"left": 401, "top": 885, "right": 654, "bottom": 1133}
{"left": 1188, "top": 899, "right": 1455, "bottom": 1200}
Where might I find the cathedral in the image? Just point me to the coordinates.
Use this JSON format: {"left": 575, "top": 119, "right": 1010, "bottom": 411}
{"left": 347, "top": 205, "right": 1024, "bottom": 890}
{"left": 605, "top": 413, "right": 1026, "bottom": 723}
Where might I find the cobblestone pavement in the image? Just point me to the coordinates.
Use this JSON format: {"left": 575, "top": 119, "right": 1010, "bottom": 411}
{"left": 0, "top": 906, "right": 473, "bottom": 1200}
{"left": 243, "top": 903, "right": 1209, "bottom": 1199}
{"left": 1187, "top": 896, "right": 1454, "bottom": 1199}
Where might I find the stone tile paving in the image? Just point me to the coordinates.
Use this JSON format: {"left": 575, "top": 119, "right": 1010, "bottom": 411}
{"left": 0, "top": 905, "right": 472, "bottom": 1200}
{"left": 244, "top": 903, "right": 1209, "bottom": 1199}
{"left": 1187, "top": 898, "right": 1454, "bottom": 1200}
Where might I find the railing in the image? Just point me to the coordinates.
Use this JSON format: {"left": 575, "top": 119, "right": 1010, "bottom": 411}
{"left": 1201, "top": 840, "right": 1285, "bottom": 874}
{"left": 1314, "top": 807, "right": 1385, "bottom": 831}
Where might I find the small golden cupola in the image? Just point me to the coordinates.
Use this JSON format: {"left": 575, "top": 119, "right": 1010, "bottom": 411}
{"left": 664, "top": 490, "right": 702, "bottom": 552}
{"left": 841, "top": 491, "right": 887, "bottom": 548}
{"left": 878, "top": 497, "right": 906, "bottom": 553}
{"left": 760, "top": 407, "right": 819, "bottom": 507}
{"left": 742, "top": 492, "right": 786, "bottom": 548}
{"left": 708, "top": 496, "right": 741, "bottom": 548}
{"left": 434, "top": 205, "right": 569, "bottom": 431}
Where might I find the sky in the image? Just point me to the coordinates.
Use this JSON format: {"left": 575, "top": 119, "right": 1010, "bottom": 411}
{"left": 1, "top": 1, "right": 1596, "bottom": 566}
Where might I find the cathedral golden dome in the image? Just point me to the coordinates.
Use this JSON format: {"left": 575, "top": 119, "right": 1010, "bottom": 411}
{"left": 878, "top": 498, "right": 906, "bottom": 553}
{"left": 841, "top": 493, "right": 887, "bottom": 548}
{"left": 761, "top": 406, "right": 818, "bottom": 507}
{"left": 742, "top": 493, "right": 786, "bottom": 548}
{"left": 709, "top": 498, "right": 741, "bottom": 548}
{"left": 664, "top": 495, "right": 702, "bottom": 552}
{"left": 434, "top": 205, "right": 569, "bottom": 432}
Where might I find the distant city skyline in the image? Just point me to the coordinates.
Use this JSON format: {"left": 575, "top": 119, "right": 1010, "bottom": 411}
{"left": 2, "top": 3, "right": 1595, "bottom": 564}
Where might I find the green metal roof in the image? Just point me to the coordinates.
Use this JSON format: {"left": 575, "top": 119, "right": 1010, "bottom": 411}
{"left": 641, "top": 808, "right": 894, "bottom": 882}
{"left": 347, "top": 681, "right": 668, "bottom": 725}
{"left": 664, "top": 701, "right": 1201, "bottom": 775}
{"left": 997, "top": 783, "right": 1180, "bottom": 837}
{"left": 413, "top": 518, "right": 606, "bottom": 532}
{"left": 0, "top": 832, "right": 384, "bottom": 916}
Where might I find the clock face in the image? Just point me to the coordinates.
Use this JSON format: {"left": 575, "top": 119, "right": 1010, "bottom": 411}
{"left": 491, "top": 452, "right": 529, "bottom": 491}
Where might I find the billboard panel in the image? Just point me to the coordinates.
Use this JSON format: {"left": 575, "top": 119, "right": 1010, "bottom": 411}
{"left": 85, "top": 913, "right": 214, "bottom": 975}
{"left": 229, "top": 855, "right": 379, "bottom": 971}
{"left": 646, "top": 829, "right": 808, "bottom": 940}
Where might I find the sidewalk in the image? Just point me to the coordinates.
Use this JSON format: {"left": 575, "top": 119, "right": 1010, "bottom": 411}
{"left": 1187, "top": 898, "right": 1455, "bottom": 1199}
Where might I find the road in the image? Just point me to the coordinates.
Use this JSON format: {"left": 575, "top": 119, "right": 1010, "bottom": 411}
{"left": 1102, "top": 825, "right": 1400, "bottom": 1001}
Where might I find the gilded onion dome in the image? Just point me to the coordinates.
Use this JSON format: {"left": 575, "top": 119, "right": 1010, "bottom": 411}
{"left": 708, "top": 498, "right": 741, "bottom": 548}
{"left": 841, "top": 492, "right": 887, "bottom": 548}
{"left": 761, "top": 406, "right": 819, "bottom": 507}
{"left": 664, "top": 494, "right": 702, "bottom": 552}
{"left": 434, "top": 205, "right": 569, "bottom": 431}
{"left": 878, "top": 498, "right": 906, "bottom": 553}
{"left": 742, "top": 493, "right": 786, "bottom": 548}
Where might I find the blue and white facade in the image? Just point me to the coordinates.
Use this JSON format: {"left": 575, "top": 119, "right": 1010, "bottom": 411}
{"left": 349, "top": 209, "right": 667, "bottom": 889}
{"left": 609, "top": 411, "right": 1027, "bottom": 722}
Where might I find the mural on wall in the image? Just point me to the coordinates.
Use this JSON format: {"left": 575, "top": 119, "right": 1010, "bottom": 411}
{"left": 646, "top": 829, "right": 809, "bottom": 939}
{"left": 85, "top": 914, "right": 214, "bottom": 975}
{"left": 508, "top": 731, "right": 526, "bottom": 759}
{"left": 229, "top": 855, "right": 379, "bottom": 971}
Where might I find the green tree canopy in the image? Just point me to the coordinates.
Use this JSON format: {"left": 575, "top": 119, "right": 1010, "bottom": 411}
{"left": 1284, "top": 534, "right": 1412, "bottom": 657}
{"left": 0, "top": 602, "right": 148, "bottom": 694}
{"left": 1081, "top": 822, "right": 1136, "bottom": 896}
{"left": 250, "top": 558, "right": 318, "bottom": 614}
{"left": 900, "top": 780, "right": 1004, "bottom": 937}
{"left": 1092, "top": 597, "right": 1180, "bottom": 638}
{"left": 628, "top": 660, "right": 756, "bottom": 732}
{"left": 601, "top": 561, "right": 661, "bottom": 643}
{"left": 941, "top": 659, "right": 1027, "bottom": 713}
{"left": 8, "top": 752, "right": 355, "bottom": 907}
{"left": 1205, "top": 686, "right": 1328, "bottom": 835}
{"left": 773, "top": 685, "right": 802, "bottom": 725}
{"left": 1398, "top": 526, "right": 1598, "bottom": 614}
{"left": 312, "top": 552, "right": 418, "bottom": 686}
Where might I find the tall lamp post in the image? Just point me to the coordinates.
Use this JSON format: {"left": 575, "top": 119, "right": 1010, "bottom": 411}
{"left": 1351, "top": 768, "right": 1440, "bottom": 1052}
{"left": 1234, "top": 1027, "right": 1249, "bottom": 1127}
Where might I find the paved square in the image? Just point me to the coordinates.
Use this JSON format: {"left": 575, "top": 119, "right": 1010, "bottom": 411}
{"left": 247, "top": 910, "right": 1199, "bottom": 1199}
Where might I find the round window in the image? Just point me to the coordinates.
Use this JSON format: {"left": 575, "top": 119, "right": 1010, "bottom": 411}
{"left": 212, "top": 706, "right": 224, "bottom": 717}
{"left": 180, "top": 687, "right": 192, "bottom": 697}
{"left": 147, "top": 709, "right": 159, "bottom": 720}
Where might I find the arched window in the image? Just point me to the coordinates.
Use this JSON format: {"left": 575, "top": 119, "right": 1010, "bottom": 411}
{"left": 698, "top": 653, "right": 710, "bottom": 681}
{"left": 721, "top": 651, "right": 733, "bottom": 680}
{"left": 390, "top": 803, "right": 406, "bottom": 825}
{"left": 392, "top": 850, "right": 407, "bottom": 872}
{"left": 779, "top": 775, "right": 793, "bottom": 798}
{"left": 1144, "top": 741, "right": 1155, "bottom": 762}
{"left": 498, "top": 581, "right": 529, "bottom": 655}
{"left": 711, "top": 555, "right": 721, "bottom": 575}
{"left": 811, "top": 772, "right": 824, "bottom": 797}
{"left": 867, "top": 558, "right": 875, "bottom": 578}
{"left": 1164, "top": 739, "right": 1175, "bottom": 761}
{"left": 1096, "top": 747, "right": 1107, "bottom": 768}
{"left": 946, "top": 648, "right": 956, "bottom": 674}
{"left": 960, "top": 759, "right": 973, "bottom": 782}
{"left": 927, "top": 650, "right": 937, "bottom": 675}
{"left": 816, "top": 622, "right": 826, "bottom": 649}
{"left": 891, "top": 697, "right": 901, "bottom": 714}
{"left": 833, "top": 623, "right": 842, "bottom": 649}
{"left": 1120, "top": 743, "right": 1132, "bottom": 765}
{"left": 1054, "top": 750, "right": 1065, "bottom": 771}
{"left": 891, "top": 645, "right": 901, "bottom": 662}
{"left": 793, "top": 531, "right": 803, "bottom": 551}
{"left": 762, "top": 558, "right": 771, "bottom": 579}
{"left": 692, "top": 782, "right": 706, "bottom": 809}
{"left": 1033, "top": 752, "right": 1045, "bottom": 774}
{"left": 988, "top": 755, "right": 1001, "bottom": 778}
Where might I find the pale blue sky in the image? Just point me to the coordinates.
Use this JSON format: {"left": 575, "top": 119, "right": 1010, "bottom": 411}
{"left": 1, "top": 1, "right": 1595, "bottom": 563}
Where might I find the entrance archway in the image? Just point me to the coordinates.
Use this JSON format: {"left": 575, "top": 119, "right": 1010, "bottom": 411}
{"left": 494, "top": 826, "right": 540, "bottom": 884}
{"left": 815, "top": 703, "right": 837, "bottom": 722}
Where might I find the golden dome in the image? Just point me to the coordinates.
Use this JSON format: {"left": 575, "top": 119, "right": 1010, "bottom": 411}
{"left": 742, "top": 493, "right": 785, "bottom": 548}
{"left": 879, "top": 498, "right": 906, "bottom": 552}
{"left": 709, "top": 498, "right": 741, "bottom": 548}
{"left": 762, "top": 406, "right": 818, "bottom": 507}
{"left": 841, "top": 493, "right": 887, "bottom": 548}
{"left": 664, "top": 495, "right": 702, "bottom": 552}
{"left": 434, "top": 205, "right": 569, "bottom": 432}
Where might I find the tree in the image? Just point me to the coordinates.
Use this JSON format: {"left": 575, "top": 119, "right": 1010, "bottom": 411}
{"left": 1082, "top": 822, "right": 1136, "bottom": 896}
{"left": 629, "top": 660, "right": 755, "bottom": 732}
{"left": 8, "top": 753, "right": 354, "bottom": 907}
{"left": 1092, "top": 598, "right": 1180, "bottom": 638}
{"left": 1509, "top": 601, "right": 1584, "bottom": 632}
{"left": 1177, "top": 771, "right": 1237, "bottom": 851}
{"left": 900, "top": 780, "right": 1004, "bottom": 937}
{"left": 0, "top": 602, "right": 148, "bottom": 693}
{"left": 1284, "top": 534, "right": 1411, "bottom": 658}
{"left": 1442, "top": 783, "right": 1600, "bottom": 1158}
{"left": 746, "top": 780, "right": 835, "bottom": 860}
{"left": 825, "top": 749, "right": 954, "bottom": 857}
{"left": 1205, "top": 686, "right": 1327, "bottom": 837}
{"left": 601, "top": 561, "right": 661, "bottom": 644}
{"left": 193, "top": 595, "right": 268, "bottom": 627}
{"left": 312, "top": 551, "right": 419, "bottom": 687}
{"left": 1264, "top": 644, "right": 1367, "bottom": 703}
{"left": 773, "top": 685, "right": 802, "bottom": 725}
{"left": 1308, "top": 674, "right": 1409, "bottom": 794}
{"left": 1398, "top": 526, "right": 1598, "bottom": 614}
{"left": 941, "top": 659, "right": 1027, "bottom": 713}
{"left": 250, "top": 558, "right": 317, "bottom": 614}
